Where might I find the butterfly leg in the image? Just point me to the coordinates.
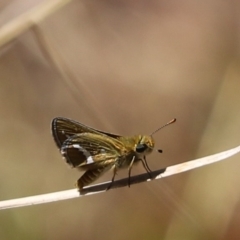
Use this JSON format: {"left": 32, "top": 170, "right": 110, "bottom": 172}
{"left": 106, "top": 166, "right": 118, "bottom": 190}
{"left": 141, "top": 156, "right": 152, "bottom": 179}
{"left": 128, "top": 156, "right": 135, "bottom": 187}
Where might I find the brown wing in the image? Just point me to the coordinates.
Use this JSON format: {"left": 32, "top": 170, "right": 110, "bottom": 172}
{"left": 51, "top": 117, "right": 121, "bottom": 149}
{"left": 60, "top": 132, "right": 126, "bottom": 168}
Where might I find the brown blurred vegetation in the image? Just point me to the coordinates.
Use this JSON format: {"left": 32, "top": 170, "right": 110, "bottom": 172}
{"left": 0, "top": 0, "right": 240, "bottom": 239}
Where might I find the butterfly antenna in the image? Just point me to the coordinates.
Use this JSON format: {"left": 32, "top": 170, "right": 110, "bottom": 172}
{"left": 151, "top": 118, "right": 176, "bottom": 136}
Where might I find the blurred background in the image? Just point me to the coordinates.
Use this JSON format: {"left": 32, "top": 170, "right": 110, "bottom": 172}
{"left": 0, "top": 0, "right": 240, "bottom": 239}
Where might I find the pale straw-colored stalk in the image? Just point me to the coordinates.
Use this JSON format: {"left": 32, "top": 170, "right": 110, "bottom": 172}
{"left": 0, "top": 145, "right": 239, "bottom": 210}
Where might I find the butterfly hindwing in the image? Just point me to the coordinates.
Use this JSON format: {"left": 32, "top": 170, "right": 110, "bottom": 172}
{"left": 61, "top": 132, "right": 126, "bottom": 168}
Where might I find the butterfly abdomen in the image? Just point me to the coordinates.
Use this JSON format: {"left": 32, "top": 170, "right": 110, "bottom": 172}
{"left": 77, "top": 166, "right": 112, "bottom": 189}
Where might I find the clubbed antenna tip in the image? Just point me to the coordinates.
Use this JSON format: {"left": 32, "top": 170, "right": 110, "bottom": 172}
{"left": 151, "top": 118, "right": 176, "bottom": 136}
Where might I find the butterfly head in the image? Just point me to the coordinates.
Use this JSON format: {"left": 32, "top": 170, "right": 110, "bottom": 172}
{"left": 135, "top": 135, "right": 154, "bottom": 155}
{"left": 135, "top": 118, "right": 176, "bottom": 156}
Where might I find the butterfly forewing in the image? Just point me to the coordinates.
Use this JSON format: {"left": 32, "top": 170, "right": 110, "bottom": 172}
{"left": 52, "top": 117, "right": 121, "bottom": 149}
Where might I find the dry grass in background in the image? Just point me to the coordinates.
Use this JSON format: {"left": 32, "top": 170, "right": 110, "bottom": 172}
{"left": 0, "top": 1, "right": 240, "bottom": 239}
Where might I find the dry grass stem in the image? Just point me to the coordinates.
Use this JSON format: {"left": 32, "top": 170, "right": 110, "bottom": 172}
{"left": 0, "top": 145, "right": 239, "bottom": 210}
{"left": 0, "top": 0, "right": 72, "bottom": 47}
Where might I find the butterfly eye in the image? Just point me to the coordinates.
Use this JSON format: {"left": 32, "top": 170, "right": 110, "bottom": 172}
{"left": 136, "top": 143, "right": 148, "bottom": 153}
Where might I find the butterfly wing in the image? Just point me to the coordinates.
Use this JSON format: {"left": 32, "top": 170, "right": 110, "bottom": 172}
{"left": 61, "top": 132, "right": 127, "bottom": 168}
{"left": 52, "top": 117, "right": 121, "bottom": 149}
{"left": 61, "top": 133, "right": 131, "bottom": 189}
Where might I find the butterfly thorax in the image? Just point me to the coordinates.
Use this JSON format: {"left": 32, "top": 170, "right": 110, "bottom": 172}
{"left": 109, "top": 135, "right": 154, "bottom": 169}
{"left": 118, "top": 135, "right": 154, "bottom": 161}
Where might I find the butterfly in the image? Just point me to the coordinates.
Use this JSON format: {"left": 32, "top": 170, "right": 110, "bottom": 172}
{"left": 51, "top": 117, "right": 176, "bottom": 190}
